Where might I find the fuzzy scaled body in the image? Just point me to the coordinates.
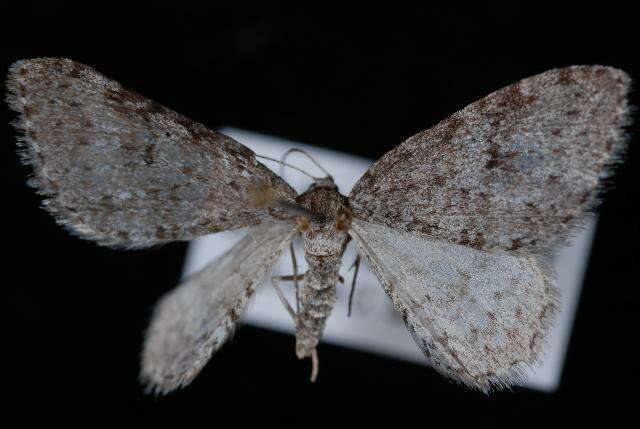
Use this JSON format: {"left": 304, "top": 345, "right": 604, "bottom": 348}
{"left": 294, "top": 181, "right": 351, "bottom": 359}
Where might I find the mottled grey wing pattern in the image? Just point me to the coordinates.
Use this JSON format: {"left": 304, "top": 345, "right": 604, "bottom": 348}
{"left": 141, "top": 220, "right": 298, "bottom": 394}
{"left": 350, "top": 219, "right": 557, "bottom": 391}
{"left": 350, "top": 66, "right": 630, "bottom": 254}
{"left": 6, "top": 58, "right": 297, "bottom": 248}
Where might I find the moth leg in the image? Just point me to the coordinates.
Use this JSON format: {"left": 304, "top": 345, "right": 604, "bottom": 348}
{"left": 275, "top": 274, "right": 304, "bottom": 281}
{"left": 347, "top": 254, "right": 361, "bottom": 317}
{"left": 290, "top": 242, "right": 300, "bottom": 313}
{"left": 271, "top": 275, "right": 299, "bottom": 323}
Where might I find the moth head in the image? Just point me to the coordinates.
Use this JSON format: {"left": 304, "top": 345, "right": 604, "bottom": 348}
{"left": 309, "top": 175, "right": 338, "bottom": 192}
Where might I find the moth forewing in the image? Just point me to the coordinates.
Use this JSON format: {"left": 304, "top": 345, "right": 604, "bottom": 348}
{"left": 349, "top": 65, "right": 631, "bottom": 255}
{"left": 141, "top": 220, "right": 298, "bottom": 395}
{"left": 6, "top": 58, "right": 297, "bottom": 248}
{"left": 349, "top": 219, "right": 558, "bottom": 392}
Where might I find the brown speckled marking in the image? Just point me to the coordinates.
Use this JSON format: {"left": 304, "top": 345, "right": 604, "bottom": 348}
{"left": 539, "top": 303, "right": 553, "bottom": 322}
{"left": 469, "top": 326, "right": 479, "bottom": 341}
{"left": 529, "top": 333, "right": 541, "bottom": 351}
{"left": 506, "top": 328, "right": 519, "bottom": 340}
{"left": 558, "top": 68, "right": 577, "bottom": 85}
{"left": 579, "top": 191, "right": 591, "bottom": 204}
{"left": 561, "top": 215, "right": 573, "bottom": 224}
{"left": 143, "top": 143, "right": 156, "bottom": 165}
{"left": 68, "top": 62, "right": 82, "bottom": 78}
{"left": 486, "top": 145, "right": 518, "bottom": 171}
{"left": 387, "top": 280, "right": 396, "bottom": 293}
{"left": 23, "top": 104, "right": 34, "bottom": 118}
{"left": 471, "top": 233, "right": 486, "bottom": 249}
{"left": 509, "top": 238, "right": 523, "bottom": 251}
{"left": 155, "top": 226, "right": 167, "bottom": 240}
{"left": 515, "top": 307, "right": 523, "bottom": 320}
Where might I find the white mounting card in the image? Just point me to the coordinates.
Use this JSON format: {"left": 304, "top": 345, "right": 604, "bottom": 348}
{"left": 183, "top": 127, "right": 596, "bottom": 393}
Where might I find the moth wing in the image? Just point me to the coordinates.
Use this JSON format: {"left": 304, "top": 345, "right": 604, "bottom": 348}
{"left": 349, "top": 66, "right": 630, "bottom": 254}
{"left": 6, "top": 58, "right": 296, "bottom": 248}
{"left": 141, "top": 220, "right": 297, "bottom": 394}
{"left": 350, "top": 219, "right": 557, "bottom": 391}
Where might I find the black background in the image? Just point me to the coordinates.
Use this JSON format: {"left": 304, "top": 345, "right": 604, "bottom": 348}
{"left": 5, "top": 2, "right": 638, "bottom": 425}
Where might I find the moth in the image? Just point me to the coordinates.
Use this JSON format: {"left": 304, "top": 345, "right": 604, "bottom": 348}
{"left": 7, "top": 58, "right": 630, "bottom": 394}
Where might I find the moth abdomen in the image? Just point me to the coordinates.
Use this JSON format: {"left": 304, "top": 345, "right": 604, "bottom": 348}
{"left": 295, "top": 254, "right": 340, "bottom": 359}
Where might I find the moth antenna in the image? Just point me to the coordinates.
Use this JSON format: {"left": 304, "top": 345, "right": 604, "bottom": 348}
{"left": 280, "top": 148, "right": 332, "bottom": 179}
{"left": 255, "top": 154, "right": 317, "bottom": 180}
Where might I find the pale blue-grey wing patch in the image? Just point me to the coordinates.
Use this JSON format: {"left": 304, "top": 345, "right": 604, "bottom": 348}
{"left": 6, "top": 58, "right": 297, "bottom": 248}
{"left": 350, "top": 219, "right": 557, "bottom": 392}
{"left": 140, "top": 220, "right": 298, "bottom": 395}
{"left": 349, "top": 66, "right": 630, "bottom": 254}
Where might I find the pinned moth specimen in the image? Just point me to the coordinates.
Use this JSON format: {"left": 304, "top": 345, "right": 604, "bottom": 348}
{"left": 7, "top": 58, "right": 630, "bottom": 394}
